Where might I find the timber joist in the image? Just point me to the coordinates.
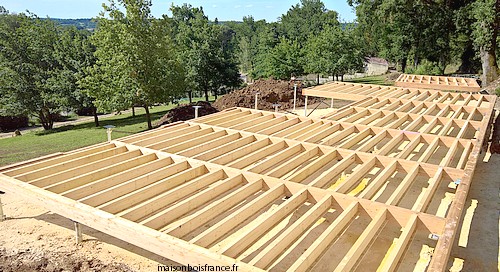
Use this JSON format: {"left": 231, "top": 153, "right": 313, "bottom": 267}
{"left": 394, "top": 74, "right": 481, "bottom": 92}
{"left": 0, "top": 82, "right": 496, "bottom": 271}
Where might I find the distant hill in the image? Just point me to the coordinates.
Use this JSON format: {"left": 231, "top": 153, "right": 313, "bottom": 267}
{"left": 50, "top": 18, "right": 96, "bottom": 30}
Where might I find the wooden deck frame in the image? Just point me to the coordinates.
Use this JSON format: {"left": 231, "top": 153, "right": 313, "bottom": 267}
{"left": 303, "top": 82, "right": 491, "bottom": 104}
{"left": 0, "top": 144, "right": 445, "bottom": 271}
{"left": 395, "top": 74, "right": 481, "bottom": 92}
{"left": 188, "top": 108, "right": 477, "bottom": 168}
{"left": 0, "top": 82, "right": 495, "bottom": 271}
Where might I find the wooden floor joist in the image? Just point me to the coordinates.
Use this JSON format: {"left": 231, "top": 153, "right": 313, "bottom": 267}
{"left": 394, "top": 74, "right": 481, "bottom": 92}
{"left": 0, "top": 82, "right": 495, "bottom": 271}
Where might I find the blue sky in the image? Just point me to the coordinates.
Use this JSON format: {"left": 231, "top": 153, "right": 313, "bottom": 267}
{"left": 1, "top": 1, "right": 356, "bottom": 22}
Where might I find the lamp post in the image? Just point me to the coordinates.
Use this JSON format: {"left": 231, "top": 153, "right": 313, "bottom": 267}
{"left": 103, "top": 125, "right": 116, "bottom": 142}
{"left": 193, "top": 106, "right": 202, "bottom": 119}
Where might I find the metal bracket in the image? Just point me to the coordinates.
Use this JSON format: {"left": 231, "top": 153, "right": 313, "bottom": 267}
{"left": 429, "top": 233, "right": 440, "bottom": 240}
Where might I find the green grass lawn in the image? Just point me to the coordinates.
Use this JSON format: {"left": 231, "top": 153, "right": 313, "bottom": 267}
{"left": 345, "top": 75, "right": 393, "bottom": 86}
{"left": 0, "top": 105, "right": 176, "bottom": 167}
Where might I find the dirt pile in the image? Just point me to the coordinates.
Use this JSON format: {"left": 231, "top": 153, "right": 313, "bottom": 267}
{"left": 156, "top": 101, "right": 218, "bottom": 126}
{"left": 213, "top": 79, "right": 321, "bottom": 111}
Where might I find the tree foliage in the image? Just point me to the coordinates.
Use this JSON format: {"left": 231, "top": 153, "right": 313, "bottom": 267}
{"left": 171, "top": 4, "right": 241, "bottom": 102}
{"left": 83, "top": 0, "right": 185, "bottom": 129}
{"left": 0, "top": 10, "right": 86, "bottom": 130}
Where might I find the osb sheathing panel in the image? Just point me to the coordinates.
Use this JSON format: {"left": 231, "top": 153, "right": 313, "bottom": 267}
{"left": 0, "top": 84, "right": 496, "bottom": 271}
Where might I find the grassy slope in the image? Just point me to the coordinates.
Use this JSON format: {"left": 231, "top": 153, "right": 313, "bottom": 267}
{"left": 345, "top": 74, "right": 394, "bottom": 86}
{"left": 0, "top": 105, "right": 174, "bottom": 166}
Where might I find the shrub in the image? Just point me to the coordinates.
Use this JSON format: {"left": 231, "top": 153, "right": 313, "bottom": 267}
{"left": 406, "top": 61, "right": 443, "bottom": 75}
{"left": 0, "top": 115, "right": 29, "bottom": 131}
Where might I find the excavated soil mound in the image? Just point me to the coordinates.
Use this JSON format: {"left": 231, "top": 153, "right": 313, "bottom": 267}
{"left": 213, "top": 79, "right": 321, "bottom": 111}
{"left": 156, "top": 101, "right": 218, "bottom": 126}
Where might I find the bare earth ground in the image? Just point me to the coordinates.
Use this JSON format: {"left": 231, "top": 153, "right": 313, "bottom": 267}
{"left": 0, "top": 103, "right": 498, "bottom": 271}
{"left": 0, "top": 192, "right": 179, "bottom": 271}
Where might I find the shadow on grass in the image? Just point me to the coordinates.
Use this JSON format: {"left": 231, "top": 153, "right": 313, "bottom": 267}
{"left": 34, "top": 109, "right": 171, "bottom": 136}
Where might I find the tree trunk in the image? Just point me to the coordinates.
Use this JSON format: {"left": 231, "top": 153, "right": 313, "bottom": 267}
{"left": 401, "top": 58, "right": 407, "bottom": 73}
{"left": 132, "top": 106, "right": 135, "bottom": 117}
{"left": 204, "top": 90, "right": 209, "bottom": 102}
{"left": 39, "top": 109, "right": 53, "bottom": 130}
{"left": 490, "top": 112, "right": 500, "bottom": 154}
{"left": 92, "top": 106, "right": 99, "bottom": 127}
{"left": 317, "top": 74, "right": 320, "bottom": 85}
{"left": 144, "top": 104, "right": 152, "bottom": 130}
{"left": 214, "top": 90, "right": 218, "bottom": 100}
{"left": 188, "top": 91, "right": 193, "bottom": 104}
{"left": 480, "top": 46, "right": 499, "bottom": 87}
{"left": 341, "top": 75, "right": 344, "bottom": 82}
{"left": 458, "top": 43, "right": 477, "bottom": 73}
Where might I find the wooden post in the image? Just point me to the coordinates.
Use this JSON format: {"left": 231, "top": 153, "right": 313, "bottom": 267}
{"left": 304, "top": 95, "right": 308, "bottom": 116}
{"left": 254, "top": 93, "right": 260, "bottom": 110}
{"left": 293, "top": 84, "right": 297, "bottom": 111}
{"left": 0, "top": 191, "right": 5, "bottom": 222}
{"left": 74, "top": 221, "right": 83, "bottom": 244}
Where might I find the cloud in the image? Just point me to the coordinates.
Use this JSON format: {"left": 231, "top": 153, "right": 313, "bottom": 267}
{"left": 265, "top": 5, "right": 273, "bottom": 8}
{"left": 234, "top": 5, "right": 241, "bottom": 8}
{"left": 245, "top": 4, "right": 253, "bottom": 8}
{"left": 212, "top": 4, "right": 217, "bottom": 8}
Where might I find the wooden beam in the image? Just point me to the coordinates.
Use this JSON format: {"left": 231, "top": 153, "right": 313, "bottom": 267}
{"left": 288, "top": 201, "right": 359, "bottom": 272}
{"left": 249, "top": 195, "right": 333, "bottom": 269}
{"left": 333, "top": 208, "right": 387, "bottom": 272}
{"left": 377, "top": 214, "right": 418, "bottom": 272}
{"left": 220, "top": 188, "right": 308, "bottom": 257}
{"left": 191, "top": 184, "right": 286, "bottom": 248}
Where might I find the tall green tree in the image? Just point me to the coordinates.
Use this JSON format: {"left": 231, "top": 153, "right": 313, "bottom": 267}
{"left": 171, "top": 4, "right": 240, "bottom": 102}
{"left": 85, "top": 0, "right": 185, "bottom": 129}
{"left": 278, "top": 0, "right": 339, "bottom": 45}
{"left": 305, "top": 26, "right": 364, "bottom": 81}
{"left": 0, "top": 10, "right": 74, "bottom": 130}
{"left": 472, "top": 0, "right": 499, "bottom": 85}
{"left": 57, "top": 26, "right": 100, "bottom": 126}
{"left": 349, "top": 0, "right": 453, "bottom": 73}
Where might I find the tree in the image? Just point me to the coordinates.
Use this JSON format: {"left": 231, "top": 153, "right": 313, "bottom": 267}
{"left": 86, "top": 0, "right": 185, "bottom": 129}
{"left": 265, "top": 37, "right": 304, "bottom": 79}
{"left": 349, "top": 0, "right": 453, "bottom": 73}
{"left": 472, "top": 0, "right": 499, "bottom": 86}
{"left": 57, "top": 26, "right": 100, "bottom": 127}
{"left": 278, "top": 0, "right": 339, "bottom": 46}
{"left": 171, "top": 4, "right": 240, "bottom": 102}
{"left": 305, "top": 26, "right": 364, "bottom": 81}
{"left": 0, "top": 10, "right": 74, "bottom": 130}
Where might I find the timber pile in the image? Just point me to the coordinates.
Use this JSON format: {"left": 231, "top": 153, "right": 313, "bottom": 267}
{"left": 156, "top": 101, "right": 218, "bottom": 126}
{"left": 213, "top": 79, "right": 321, "bottom": 111}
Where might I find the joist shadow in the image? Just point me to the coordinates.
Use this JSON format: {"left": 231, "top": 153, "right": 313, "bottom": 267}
{"left": 447, "top": 153, "right": 499, "bottom": 271}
